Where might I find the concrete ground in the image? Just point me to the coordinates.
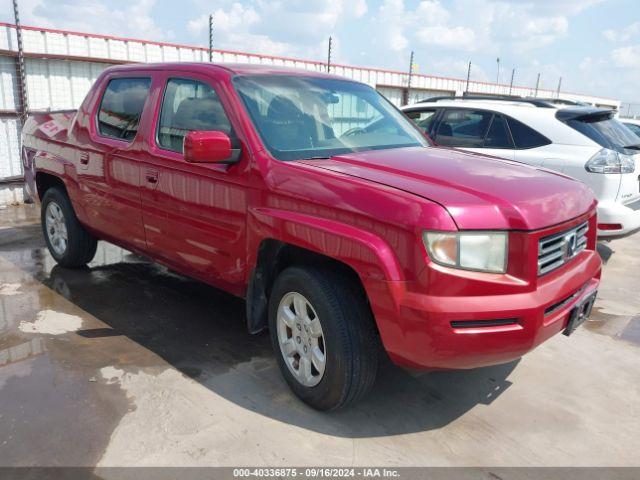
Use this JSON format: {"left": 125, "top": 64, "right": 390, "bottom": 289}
{"left": 0, "top": 202, "right": 639, "bottom": 467}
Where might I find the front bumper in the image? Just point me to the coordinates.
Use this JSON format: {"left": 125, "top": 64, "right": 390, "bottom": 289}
{"left": 597, "top": 200, "right": 640, "bottom": 238}
{"left": 366, "top": 249, "right": 601, "bottom": 370}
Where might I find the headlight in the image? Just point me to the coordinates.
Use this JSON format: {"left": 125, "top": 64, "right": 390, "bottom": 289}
{"left": 423, "top": 231, "right": 508, "bottom": 273}
{"left": 585, "top": 148, "right": 635, "bottom": 174}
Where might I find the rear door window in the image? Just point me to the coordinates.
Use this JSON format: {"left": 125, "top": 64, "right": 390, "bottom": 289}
{"left": 434, "top": 109, "right": 492, "bottom": 147}
{"left": 484, "top": 114, "right": 514, "bottom": 149}
{"left": 97, "top": 77, "right": 151, "bottom": 141}
{"left": 506, "top": 117, "right": 551, "bottom": 149}
{"left": 157, "top": 78, "right": 232, "bottom": 153}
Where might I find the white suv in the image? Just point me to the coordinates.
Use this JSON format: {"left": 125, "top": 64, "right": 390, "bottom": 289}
{"left": 402, "top": 97, "right": 640, "bottom": 238}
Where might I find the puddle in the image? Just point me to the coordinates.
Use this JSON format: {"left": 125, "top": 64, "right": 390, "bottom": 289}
{"left": 585, "top": 307, "right": 640, "bottom": 346}
{"left": 620, "top": 316, "right": 640, "bottom": 345}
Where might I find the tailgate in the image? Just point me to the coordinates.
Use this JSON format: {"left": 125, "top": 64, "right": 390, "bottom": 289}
{"left": 617, "top": 154, "right": 640, "bottom": 205}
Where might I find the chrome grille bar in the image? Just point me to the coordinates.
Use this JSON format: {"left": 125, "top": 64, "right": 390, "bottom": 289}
{"left": 538, "top": 221, "right": 589, "bottom": 276}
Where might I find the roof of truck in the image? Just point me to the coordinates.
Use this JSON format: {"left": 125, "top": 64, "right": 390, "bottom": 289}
{"left": 103, "top": 62, "right": 344, "bottom": 79}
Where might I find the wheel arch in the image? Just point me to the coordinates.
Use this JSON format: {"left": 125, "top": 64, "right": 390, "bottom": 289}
{"left": 35, "top": 172, "right": 68, "bottom": 201}
{"left": 245, "top": 209, "right": 403, "bottom": 335}
{"left": 247, "top": 239, "right": 373, "bottom": 335}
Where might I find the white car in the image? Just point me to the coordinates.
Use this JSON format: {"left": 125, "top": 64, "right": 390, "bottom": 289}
{"left": 402, "top": 97, "right": 640, "bottom": 238}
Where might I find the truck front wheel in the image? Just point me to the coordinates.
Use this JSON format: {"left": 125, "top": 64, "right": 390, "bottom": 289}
{"left": 41, "top": 187, "right": 97, "bottom": 268}
{"left": 268, "top": 266, "right": 379, "bottom": 410}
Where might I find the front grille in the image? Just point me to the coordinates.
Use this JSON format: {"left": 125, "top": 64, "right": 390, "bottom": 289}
{"left": 538, "top": 222, "right": 588, "bottom": 276}
{"left": 544, "top": 285, "right": 587, "bottom": 316}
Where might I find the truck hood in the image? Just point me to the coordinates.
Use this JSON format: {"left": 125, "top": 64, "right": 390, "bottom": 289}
{"left": 300, "top": 147, "right": 596, "bottom": 230}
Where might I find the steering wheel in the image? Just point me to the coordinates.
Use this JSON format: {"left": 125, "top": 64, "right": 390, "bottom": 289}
{"left": 341, "top": 127, "right": 365, "bottom": 138}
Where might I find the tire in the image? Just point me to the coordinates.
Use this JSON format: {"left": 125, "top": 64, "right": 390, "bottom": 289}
{"left": 268, "top": 266, "right": 379, "bottom": 410}
{"left": 41, "top": 187, "right": 97, "bottom": 268}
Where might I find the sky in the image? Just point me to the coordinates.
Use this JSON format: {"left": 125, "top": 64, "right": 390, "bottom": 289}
{"left": 2, "top": 0, "right": 640, "bottom": 112}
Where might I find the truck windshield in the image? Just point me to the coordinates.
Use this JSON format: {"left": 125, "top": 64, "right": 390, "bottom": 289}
{"left": 234, "top": 75, "right": 428, "bottom": 161}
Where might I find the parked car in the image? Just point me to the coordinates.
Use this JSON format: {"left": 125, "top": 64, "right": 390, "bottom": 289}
{"left": 22, "top": 64, "right": 601, "bottom": 410}
{"left": 402, "top": 96, "right": 640, "bottom": 239}
{"left": 621, "top": 118, "right": 640, "bottom": 137}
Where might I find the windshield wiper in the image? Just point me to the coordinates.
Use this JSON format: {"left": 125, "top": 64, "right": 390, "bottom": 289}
{"left": 301, "top": 156, "right": 332, "bottom": 161}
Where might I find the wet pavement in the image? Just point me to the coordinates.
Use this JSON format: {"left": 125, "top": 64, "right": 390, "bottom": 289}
{"left": 1, "top": 204, "right": 639, "bottom": 466}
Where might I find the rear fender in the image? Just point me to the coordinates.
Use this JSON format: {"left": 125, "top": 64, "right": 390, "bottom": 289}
{"left": 33, "top": 151, "right": 87, "bottom": 223}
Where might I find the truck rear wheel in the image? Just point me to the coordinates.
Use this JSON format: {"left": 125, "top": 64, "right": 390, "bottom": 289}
{"left": 268, "top": 266, "right": 379, "bottom": 410}
{"left": 41, "top": 187, "right": 97, "bottom": 268}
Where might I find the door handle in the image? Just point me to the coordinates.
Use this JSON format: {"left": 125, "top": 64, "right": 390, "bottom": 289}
{"left": 79, "top": 152, "right": 89, "bottom": 165}
{"left": 145, "top": 170, "right": 159, "bottom": 184}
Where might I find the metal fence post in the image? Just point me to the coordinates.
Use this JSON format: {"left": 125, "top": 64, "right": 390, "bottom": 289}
{"left": 208, "top": 14, "right": 213, "bottom": 62}
{"left": 508, "top": 69, "right": 514, "bottom": 96}
{"left": 465, "top": 61, "right": 471, "bottom": 95}
{"left": 404, "top": 50, "right": 414, "bottom": 105}
{"left": 13, "top": 0, "right": 28, "bottom": 124}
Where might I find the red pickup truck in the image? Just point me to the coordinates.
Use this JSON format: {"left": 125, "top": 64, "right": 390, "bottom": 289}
{"left": 22, "top": 63, "right": 601, "bottom": 410}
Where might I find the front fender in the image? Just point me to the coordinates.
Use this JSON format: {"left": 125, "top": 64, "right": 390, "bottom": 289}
{"left": 248, "top": 207, "right": 403, "bottom": 282}
{"left": 246, "top": 206, "right": 413, "bottom": 351}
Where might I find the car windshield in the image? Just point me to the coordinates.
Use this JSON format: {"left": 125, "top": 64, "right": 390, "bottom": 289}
{"left": 233, "top": 75, "right": 428, "bottom": 161}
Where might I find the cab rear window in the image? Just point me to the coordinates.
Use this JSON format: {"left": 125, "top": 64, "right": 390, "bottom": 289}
{"left": 97, "top": 77, "right": 151, "bottom": 141}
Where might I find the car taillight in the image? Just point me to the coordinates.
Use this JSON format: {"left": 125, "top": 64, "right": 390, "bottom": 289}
{"left": 585, "top": 148, "right": 635, "bottom": 174}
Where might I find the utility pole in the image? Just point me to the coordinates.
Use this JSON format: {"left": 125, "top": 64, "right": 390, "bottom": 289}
{"left": 496, "top": 57, "right": 500, "bottom": 84}
{"left": 12, "top": 0, "right": 28, "bottom": 124}
{"left": 327, "top": 36, "right": 332, "bottom": 73}
{"left": 508, "top": 69, "right": 515, "bottom": 96}
{"left": 404, "top": 50, "right": 414, "bottom": 105}
{"left": 534, "top": 73, "right": 541, "bottom": 97}
{"left": 556, "top": 77, "right": 562, "bottom": 99}
{"left": 208, "top": 14, "right": 213, "bottom": 62}
{"left": 465, "top": 61, "right": 471, "bottom": 95}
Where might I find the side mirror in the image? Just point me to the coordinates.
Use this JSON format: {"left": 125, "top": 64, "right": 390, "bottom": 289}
{"left": 184, "top": 131, "right": 240, "bottom": 164}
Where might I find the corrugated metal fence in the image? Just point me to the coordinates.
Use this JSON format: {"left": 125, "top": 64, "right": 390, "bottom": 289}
{"left": 0, "top": 22, "right": 621, "bottom": 181}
